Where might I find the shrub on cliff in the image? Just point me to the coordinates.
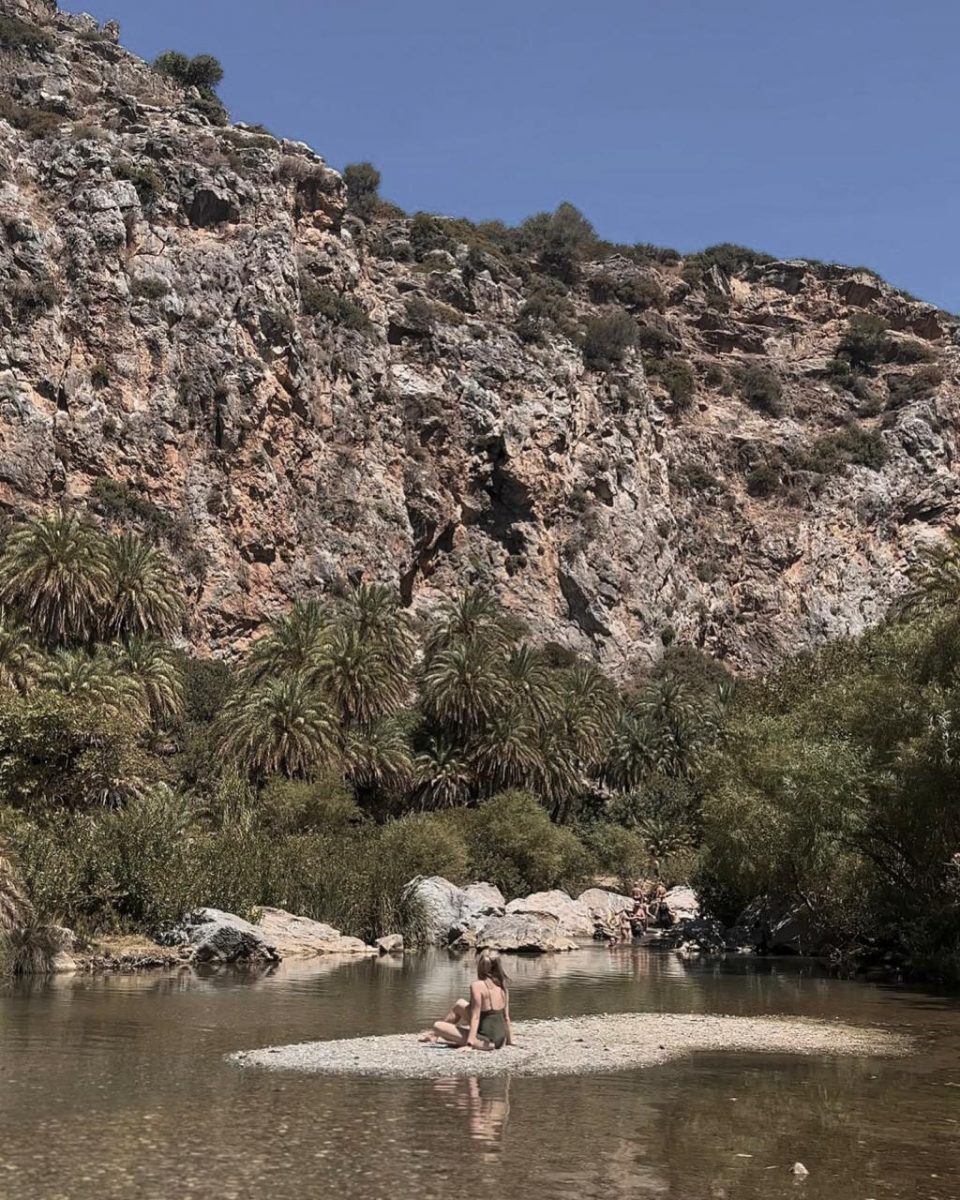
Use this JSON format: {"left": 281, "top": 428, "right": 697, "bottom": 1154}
{"left": 837, "top": 313, "right": 892, "bottom": 369}
{"left": 343, "top": 162, "right": 381, "bottom": 220}
{"left": 886, "top": 364, "right": 944, "bottom": 408}
{"left": 582, "top": 309, "right": 637, "bottom": 371}
{"left": 154, "top": 50, "right": 224, "bottom": 91}
{"left": 737, "top": 363, "right": 784, "bottom": 416}
{"left": 0, "top": 15, "right": 55, "bottom": 54}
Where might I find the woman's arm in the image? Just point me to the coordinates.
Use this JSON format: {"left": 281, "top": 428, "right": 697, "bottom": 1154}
{"left": 461, "top": 981, "right": 483, "bottom": 1049}
{"left": 504, "top": 994, "right": 514, "bottom": 1046}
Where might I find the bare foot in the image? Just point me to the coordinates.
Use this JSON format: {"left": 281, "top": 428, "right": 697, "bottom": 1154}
{"left": 418, "top": 1031, "right": 439, "bottom": 1043}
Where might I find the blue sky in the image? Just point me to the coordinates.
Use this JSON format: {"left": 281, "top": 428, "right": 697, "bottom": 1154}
{"left": 66, "top": 1, "right": 959, "bottom": 311}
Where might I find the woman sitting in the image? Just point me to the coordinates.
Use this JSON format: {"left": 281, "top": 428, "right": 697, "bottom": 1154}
{"left": 421, "top": 951, "right": 513, "bottom": 1050}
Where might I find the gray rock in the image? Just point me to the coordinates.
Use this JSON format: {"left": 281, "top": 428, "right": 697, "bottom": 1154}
{"left": 506, "top": 890, "right": 594, "bottom": 939}
{"left": 476, "top": 912, "right": 578, "bottom": 954}
{"left": 405, "top": 877, "right": 505, "bottom": 944}
{"left": 663, "top": 886, "right": 700, "bottom": 925}
{"left": 164, "top": 908, "right": 281, "bottom": 964}
{"left": 255, "top": 908, "right": 375, "bottom": 956}
{"left": 376, "top": 934, "right": 404, "bottom": 955}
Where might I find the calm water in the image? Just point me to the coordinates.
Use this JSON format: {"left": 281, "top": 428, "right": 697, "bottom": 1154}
{"left": 0, "top": 947, "right": 957, "bottom": 1200}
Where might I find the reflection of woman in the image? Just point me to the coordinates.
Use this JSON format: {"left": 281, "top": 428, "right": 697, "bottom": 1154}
{"left": 434, "top": 1076, "right": 511, "bottom": 1154}
{"left": 420, "top": 951, "right": 514, "bottom": 1049}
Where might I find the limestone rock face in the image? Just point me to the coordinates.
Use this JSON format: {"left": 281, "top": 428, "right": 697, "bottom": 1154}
{"left": 406, "top": 876, "right": 506, "bottom": 944}
{"left": 1, "top": 5, "right": 959, "bottom": 673}
{"left": 169, "top": 908, "right": 281, "bottom": 964}
{"left": 663, "top": 886, "right": 700, "bottom": 925}
{"left": 577, "top": 888, "right": 634, "bottom": 924}
{"left": 476, "top": 912, "right": 578, "bottom": 954}
{"left": 506, "top": 890, "right": 594, "bottom": 938}
{"left": 254, "top": 907, "right": 375, "bottom": 956}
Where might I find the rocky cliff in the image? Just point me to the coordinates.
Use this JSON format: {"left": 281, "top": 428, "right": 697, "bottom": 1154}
{"left": 1, "top": 0, "right": 958, "bottom": 674}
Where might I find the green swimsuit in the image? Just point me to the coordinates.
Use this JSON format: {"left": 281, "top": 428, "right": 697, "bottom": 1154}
{"left": 477, "top": 1007, "right": 508, "bottom": 1049}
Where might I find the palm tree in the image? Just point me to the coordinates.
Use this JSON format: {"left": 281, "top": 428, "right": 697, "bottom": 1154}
{"left": 343, "top": 716, "right": 415, "bottom": 792}
{"left": 104, "top": 534, "right": 183, "bottom": 641}
{"left": 533, "top": 722, "right": 584, "bottom": 821}
{"left": 336, "top": 582, "right": 416, "bottom": 676}
{"left": 469, "top": 705, "right": 541, "bottom": 793}
{"left": 41, "top": 649, "right": 146, "bottom": 721}
{"left": 113, "top": 637, "right": 185, "bottom": 723}
{"left": 0, "top": 512, "right": 110, "bottom": 646}
{"left": 556, "top": 663, "right": 618, "bottom": 765}
{"left": 636, "top": 677, "right": 704, "bottom": 779}
{"left": 504, "top": 644, "right": 559, "bottom": 724}
{"left": 244, "top": 599, "right": 332, "bottom": 682}
{"left": 420, "top": 638, "right": 504, "bottom": 733}
{"left": 318, "top": 624, "right": 409, "bottom": 724}
{"left": 217, "top": 674, "right": 339, "bottom": 778}
{"left": 423, "top": 589, "right": 516, "bottom": 660}
{"left": 0, "top": 608, "right": 41, "bottom": 692}
{"left": 414, "top": 734, "right": 474, "bottom": 808}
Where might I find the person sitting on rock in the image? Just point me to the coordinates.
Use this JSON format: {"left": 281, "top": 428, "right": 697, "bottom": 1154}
{"left": 647, "top": 883, "right": 669, "bottom": 927}
{"left": 419, "top": 951, "right": 513, "bottom": 1050}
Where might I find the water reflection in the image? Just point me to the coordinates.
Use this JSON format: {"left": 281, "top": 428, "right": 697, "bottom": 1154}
{"left": 0, "top": 948, "right": 957, "bottom": 1200}
{"left": 432, "top": 1076, "right": 511, "bottom": 1159}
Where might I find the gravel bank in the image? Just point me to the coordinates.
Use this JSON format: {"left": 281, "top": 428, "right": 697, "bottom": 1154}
{"left": 231, "top": 1012, "right": 911, "bottom": 1078}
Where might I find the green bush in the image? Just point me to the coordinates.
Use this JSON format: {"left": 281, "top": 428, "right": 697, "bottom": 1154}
{"left": 746, "top": 462, "right": 780, "bottom": 498}
{"left": 154, "top": 50, "right": 224, "bottom": 91}
{"left": 583, "top": 822, "right": 647, "bottom": 891}
{"left": 0, "top": 15, "right": 55, "bottom": 53}
{"left": 657, "top": 356, "right": 695, "bottom": 412}
{"left": 343, "top": 162, "right": 381, "bottom": 220}
{"left": 258, "top": 775, "right": 360, "bottom": 834}
{"left": 588, "top": 273, "right": 663, "bottom": 311}
{"left": 683, "top": 243, "right": 774, "bottom": 285}
{"left": 516, "top": 281, "right": 574, "bottom": 343}
{"left": 468, "top": 790, "right": 593, "bottom": 897}
{"left": 581, "top": 309, "right": 636, "bottom": 371}
{"left": 837, "top": 314, "right": 891, "bottom": 369}
{"left": 737, "top": 363, "right": 784, "bottom": 416}
{"left": 809, "top": 425, "right": 889, "bottom": 471}
{"left": 0, "top": 96, "right": 64, "bottom": 138}
{"left": 113, "top": 161, "right": 164, "bottom": 206}
{"left": 300, "top": 280, "right": 371, "bottom": 331}
{"left": 130, "top": 275, "right": 171, "bottom": 301}
{"left": 887, "top": 365, "right": 944, "bottom": 408}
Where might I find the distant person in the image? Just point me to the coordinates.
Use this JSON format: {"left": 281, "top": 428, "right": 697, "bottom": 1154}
{"left": 648, "top": 883, "right": 669, "bottom": 927}
{"left": 420, "top": 951, "right": 514, "bottom": 1050}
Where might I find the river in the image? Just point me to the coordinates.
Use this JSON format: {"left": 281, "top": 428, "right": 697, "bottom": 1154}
{"left": 0, "top": 947, "right": 957, "bottom": 1200}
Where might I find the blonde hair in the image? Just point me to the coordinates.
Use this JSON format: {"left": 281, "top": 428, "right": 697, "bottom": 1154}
{"left": 476, "top": 949, "right": 509, "bottom": 990}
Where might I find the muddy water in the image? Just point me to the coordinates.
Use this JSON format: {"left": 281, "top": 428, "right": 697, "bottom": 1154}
{"left": 0, "top": 947, "right": 957, "bottom": 1200}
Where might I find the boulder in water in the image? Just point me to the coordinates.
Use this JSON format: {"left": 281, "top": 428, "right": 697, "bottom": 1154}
{"left": 376, "top": 934, "right": 404, "bottom": 955}
{"left": 476, "top": 912, "right": 578, "bottom": 954}
{"left": 663, "top": 886, "right": 700, "bottom": 925}
{"left": 405, "top": 877, "right": 505, "bottom": 944}
{"left": 255, "top": 908, "right": 376, "bottom": 956}
{"left": 164, "top": 908, "right": 281, "bottom": 964}
{"left": 506, "top": 890, "right": 594, "bottom": 938}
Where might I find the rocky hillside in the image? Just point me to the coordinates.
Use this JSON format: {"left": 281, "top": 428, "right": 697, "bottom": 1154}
{"left": 1, "top": 0, "right": 958, "bottom": 675}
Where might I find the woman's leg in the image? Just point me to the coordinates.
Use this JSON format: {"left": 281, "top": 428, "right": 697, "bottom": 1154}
{"left": 421, "top": 999, "right": 468, "bottom": 1043}
{"left": 432, "top": 1018, "right": 468, "bottom": 1045}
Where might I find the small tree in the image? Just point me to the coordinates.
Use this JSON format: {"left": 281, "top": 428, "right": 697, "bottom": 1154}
{"left": 343, "top": 162, "right": 381, "bottom": 220}
{"left": 582, "top": 309, "right": 636, "bottom": 371}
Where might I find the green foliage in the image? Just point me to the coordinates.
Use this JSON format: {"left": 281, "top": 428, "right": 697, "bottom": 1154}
{"left": 0, "top": 513, "right": 111, "bottom": 647}
{"left": 522, "top": 202, "right": 597, "bottom": 284}
{"left": 515, "top": 280, "right": 574, "bottom": 343}
{"left": 0, "top": 96, "right": 65, "bottom": 138}
{"left": 736, "top": 363, "right": 784, "bottom": 416}
{"left": 807, "top": 424, "right": 889, "bottom": 472}
{"left": 343, "top": 162, "right": 381, "bottom": 219}
{"left": 113, "top": 160, "right": 164, "bottom": 206}
{"left": 581, "top": 309, "right": 637, "bottom": 371}
{"left": 300, "top": 279, "right": 371, "bottom": 331}
{"left": 0, "top": 16, "right": 55, "bottom": 53}
{"left": 745, "top": 462, "right": 780, "bottom": 498}
{"left": 653, "top": 356, "right": 695, "bottom": 412}
{"left": 154, "top": 50, "right": 224, "bottom": 90}
{"left": 130, "top": 275, "right": 170, "bottom": 301}
{"left": 886, "top": 365, "right": 944, "bottom": 408}
{"left": 837, "top": 314, "right": 891, "bottom": 369}
{"left": 468, "top": 790, "right": 592, "bottom": 897}
{"left": 588, "top": 272, "right": 663, "bottom": 311}
{"left": 683, "top": 243, "right": 774, "bottom": 285}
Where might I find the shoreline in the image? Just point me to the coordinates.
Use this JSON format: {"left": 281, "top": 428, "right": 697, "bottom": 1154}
{"left": 231, "top": 1012, "right": 912, "bottom": 1078}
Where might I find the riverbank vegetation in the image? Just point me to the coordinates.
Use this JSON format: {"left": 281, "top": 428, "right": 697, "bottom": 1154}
{"left": 0, "top": 511, "right": 957, "bottom": 981}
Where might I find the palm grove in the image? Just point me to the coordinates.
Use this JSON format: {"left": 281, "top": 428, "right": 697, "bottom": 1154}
{"left": 0, "top": 510, "right": 957, "bottom": 981}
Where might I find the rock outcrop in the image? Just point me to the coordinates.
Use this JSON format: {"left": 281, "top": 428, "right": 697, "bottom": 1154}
{"left": 475, "top": 912, "right": 578, "bottom": 954}
{"left": 254, "top": 907, "right": 375, "bottom": 956}
{"left": 505, "top": 890, "right": 595, "bottom": 938}
{"left": 166, "top": 908, "right": 282, "bottom": 964}
{"left": 0, "top": 4, "right": 958, "bottom": 675}
{"left": 407, "top": 876, "right": 506, "bottom": 944}
{"left": 161, "top": 905, "right": 375, "bottom": 962}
